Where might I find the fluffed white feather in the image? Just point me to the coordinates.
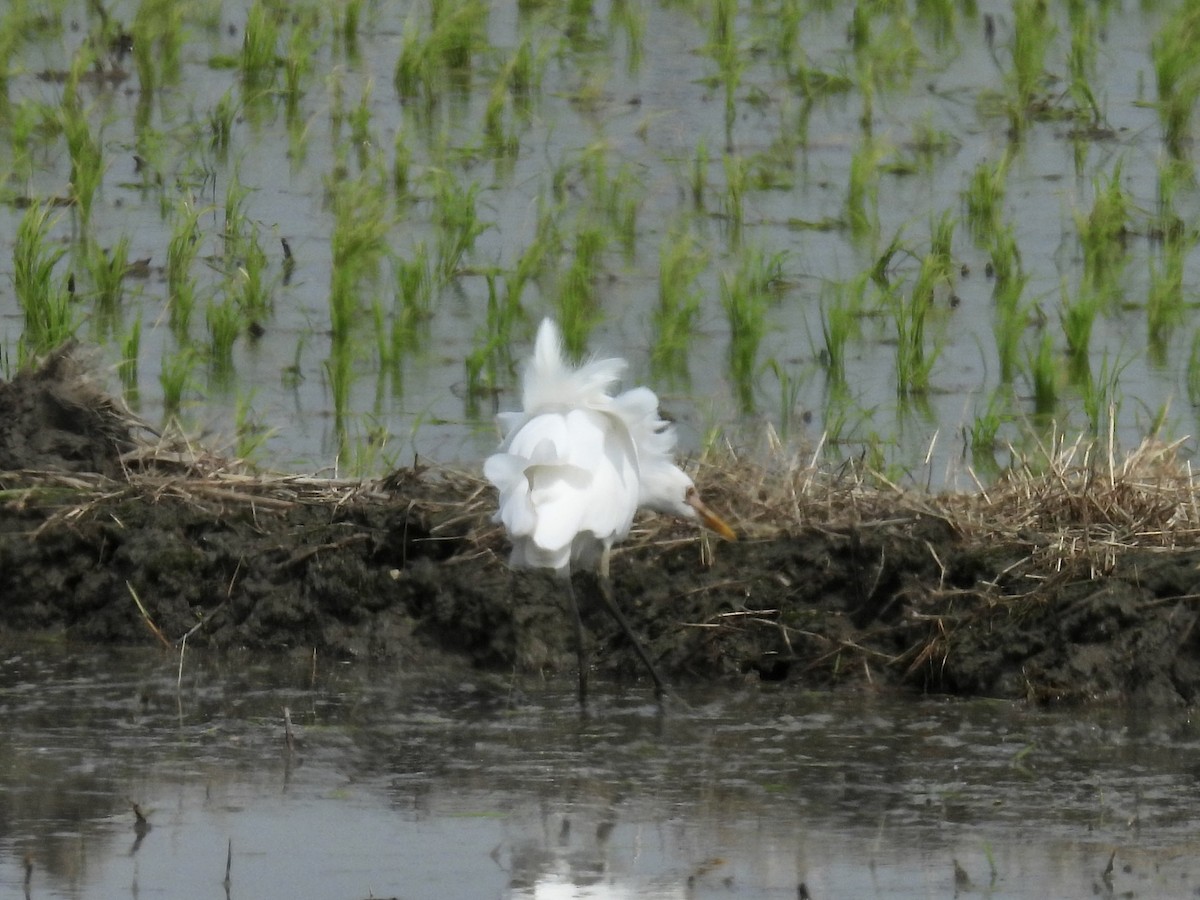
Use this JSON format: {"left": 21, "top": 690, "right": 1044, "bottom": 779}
{"left": 485, "top": 319, "right": 698, "bottom": 574}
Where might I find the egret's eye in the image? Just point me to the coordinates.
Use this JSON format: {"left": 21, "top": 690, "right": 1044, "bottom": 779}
{"left": 684, "top": 485, "right": 697, "bottom": 501}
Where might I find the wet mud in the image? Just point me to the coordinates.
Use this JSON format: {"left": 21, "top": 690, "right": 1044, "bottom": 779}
{"left": 2, "top": 350, "right": 1199, "bottom": 706}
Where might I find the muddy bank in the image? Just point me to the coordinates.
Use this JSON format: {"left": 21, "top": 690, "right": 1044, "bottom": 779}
{"left": 2, "top": 350, "right": 1199, "bottom": 705}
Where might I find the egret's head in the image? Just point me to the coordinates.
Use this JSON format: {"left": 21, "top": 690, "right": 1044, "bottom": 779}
{"left": 642, "top": 465, "right": 736, "bottom": 541}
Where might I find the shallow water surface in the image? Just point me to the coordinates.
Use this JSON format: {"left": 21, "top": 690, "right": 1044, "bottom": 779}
{"left": 2, "top": 641, "right": 1198, "bottom": 899}
{"left": 1, "top": 2, "right": 1197, "bottom": 482}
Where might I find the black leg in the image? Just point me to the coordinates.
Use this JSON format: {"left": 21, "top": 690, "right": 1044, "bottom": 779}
{"left": 596, "top": 570, "right": 666, "bottom": 699}
{"left": 563, "top": 575, "right": 588, "bottom": 706}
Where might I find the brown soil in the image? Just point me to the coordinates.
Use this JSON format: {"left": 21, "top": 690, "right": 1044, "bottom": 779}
{"left": 3, "top": 348, "right": 1200, "bottom": 705}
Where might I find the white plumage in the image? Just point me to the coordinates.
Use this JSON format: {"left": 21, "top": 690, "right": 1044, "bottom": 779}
{"left": 484, "top": 318, "right": 733, "bottom": 575}
{"left": 484, "top": 319, "right": 735, "bottom": 702}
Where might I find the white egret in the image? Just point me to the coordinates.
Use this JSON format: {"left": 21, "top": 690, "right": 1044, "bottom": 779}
{"left": 484, "top": 318, "right": 736, "bottom": 702}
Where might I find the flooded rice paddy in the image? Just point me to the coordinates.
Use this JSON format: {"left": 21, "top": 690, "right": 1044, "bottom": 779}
{"left": 6, "top": 5, "right": 1200, "bottom": 897}
{"left": 0, "top": 1, "right": 1198, "bottom": 482}
{"left": 3, "top": 640, "right": 1200, "bottom": 900}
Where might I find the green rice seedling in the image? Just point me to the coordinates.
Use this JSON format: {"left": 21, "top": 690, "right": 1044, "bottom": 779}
{"left": 167, "top": 197, "right": 202, "bottom": 338}
{"left": 159, "top": 345, "right": 195, "bottom": 419}
{"left": 1066, "top": 3, "right": 1101, "bottom": 124}
{"left": 393, "top": 128, "right": 413, "bottom": 198}
{"left": 1153, "top": 157, "right": 1189, "bottom": 242}
{"left": 233, "top": 229, "right": 271, "bottom": 324}
{"left": 58, "top": 84, "right": 104, "bottom": 226}
{"left": 789, "top": 54, "right": 854, "bottom": 101}
{"left": 394, "top": 245, "right": 433, "bottom": 347}
{"left": 0, "top": 8, "right": 20, "bottom": 97}
{"left": 133, "top": 124, "right": 167, "bottom": 202}
{"left": 86, "top": 234, "right": 130, "bottom": 334}
{"left": 463, "top": 333, "right": 498, "bottom": 418}
{"left": 601, "top": 163, "right": 641, "bottom": 258}
{"left": 505, "top": 37, "right": 544, "bottom": 104}
{"left": 131, "top": 0, "right": 183, "bottom": 93}
{"left": 578, "top": 141, "right": 611, "bottom": 207}
{"left": 119, "top": 313, "right": 141, "bottom": 404}
{"left": 721, "top": 253, "right": 771, "bottom": 414}
{"left": 234, "top": 392, "right": 272, "bottom": 461}
{"left": 430, "top": 172, "right": 487, "bottom": 281}
{"left": 820, "top": 390, "right": 867, "bottom": 451}
{"left": 851, "top": 4, "right": 922, "bottom": 88}
{"left": 928, "top": 209, "right": 956, "bottom": 284}
{"left": 772, "top": 0, "right": 804, "bottom": 76}
{"left": 1080, "top": 353, "right": 1124, "bottom": 436}
{"left": 1148, "top": 400, "right": 1171, "bottom": 440}
{"left": 988, "top": 223, "right": 1022, "bottom": 289}
{"left": 7, "top": 100, "right": 44, "bottom": 184}
{"left": 483, "top": 80, "right": 518, "bottom": 158}
{"left": 766, "top": 358, "right": 805, "bottom": 442}
{"left": 329, "top": 66, "right": 348, "bottom": 142}
{"left": 968, "top": 390, "right": 1008, "bottom": 470}
{"left": 862, "top": 431, "right": 892, "bottom": 480}
{"left": 282, "top": 333, "right": 307, "bottom": 389}
{"left": 557, "top": 224, "right": 609, "bottom": 355}
{"left": 1152, "top": 7, "right": 1200, "bottom": 155}
{"left": 1146, "top": 238, "right": 1188, "bottom": 361}
{"left": 869, "top": 233, "right": 903, "bottom": 288}
{"left": 1076, "top": 160, "right": 1129, "bottom": 287}
{"left": 13, "top": 202, "right": 74, "bottom": 359}
{"left": 1007, "top": 0, "right": 1054, "bottom": 132}
{"left": 845, "top": 140, "right": 880, "bottom": 241}
{"left": 483, "top": 267, "right": 518, "bottom": 364}
{"left": 848, "top": 4, "right": 870, "bottom": 53}
{"left": 463, "top": 274, "right": 519, "bottom": 416}
{"left": 282, "top": 10, "right": 319, "bottom": 120}
{"left": 964, "top": 154, "right": 1009, "bottom": 240}
{"left": 503, "top": 192, "right": 562, "bottom": 315}
{"left": 340, "top": 0, "right": 364, "bottom": 55}
{"left": 349, "top": 79, "right": 373, "bottom": 146}
{"left": 1059, "top": 280, "right": 1099, "bottom": 383}
{"left": 909, "top": 114, "right": 960, "bottom": 172}
{"left": 819, "top": 277, "right": 863, "bottom": 388}
{"left": 206, "top": 295, "right": 241, "bottom": 374}
{"left": 564, "top": 0, "right": 594, "bottom": 46}
{"left": 926, "top": 213, "right": 956, "bottom": 268}
{"left": 430, "top": 0, "right": 487, "bottom": 71}
{"left": 893, "top": 254, "right": 942, "bottom": 398}
{"left": 324, "top": 338, "right": 355, "bottom": 451}
{"left": 856, "top": 59, "right": 875, "bottom": 136}
{"left": 371, "top": 296, "right": 396, "bottom": 389}
{"left": 130, "top": 9, "right": 158, "bottom": 97}
{"left": 1187, "top": 329, "right": 1200, "bottom": 407}
{"left": 707, "top": 0, "right": 743, "bottom": 138}
{"left": 348, "top": 80, "right": 375, "bottom": 170}
{"left": 652, "top": 228, "right": 705, "bottom": 379}
{"left": 222, "top": 170, "right": 252, "bottom": 269}
{"left": 395, "top": 0, "right": 487, "bottom": 109}
{"left": 741, "top": 245, "right": 787, "bottom": 297}
{"left": 992, "top": 271, "right": 1028, "bottom": 384}
{"left": 241, "top": 0, "right": 279, "bottom": 91}
{"left": 393, "top": 17, "right": 428, "bottom": 102}
{"left": 330, "top": 168, "right": 391, "bottom": 346}
{"left": 692, "top": 139, "right": 709, "bottom": 209}
{"left": 1029, "top": 331, "right": 1058, "bottom": 418}
{"left": 722, "top": 152, "right": 747, "bottom": 238}
{"left": 916, "top": 0, "right": 957, "bottom": 48}
{"left": 612, "top": 0, "right": 645, "bottom": 73}
{"left": 209, "top": 88, "right": 237, "bottom": 154}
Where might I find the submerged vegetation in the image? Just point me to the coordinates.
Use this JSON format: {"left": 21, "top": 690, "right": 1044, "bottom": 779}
{"left": 0, "top": 1, "right": 1197, "bottom": 482}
